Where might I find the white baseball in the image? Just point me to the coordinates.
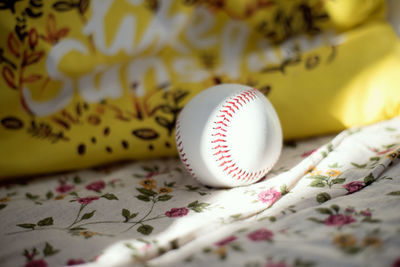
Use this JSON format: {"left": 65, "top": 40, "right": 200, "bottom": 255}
{"left": 175, "top": 84, "right": 282, "bottom": 188}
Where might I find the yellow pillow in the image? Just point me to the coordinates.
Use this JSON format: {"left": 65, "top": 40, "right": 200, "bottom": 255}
{"left": 0, "top": 0, "right": 399, "bottom": 178}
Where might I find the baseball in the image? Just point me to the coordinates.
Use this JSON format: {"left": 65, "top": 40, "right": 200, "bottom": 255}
{"left": 175, "top": 84, "right": 282, "bottom": 188}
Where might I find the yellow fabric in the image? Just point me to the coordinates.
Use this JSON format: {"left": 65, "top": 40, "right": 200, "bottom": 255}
{"left": 0, "top": 0, "right": 399, "bottom": 178}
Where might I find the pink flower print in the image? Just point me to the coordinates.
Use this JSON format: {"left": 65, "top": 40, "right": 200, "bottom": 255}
{"left": 264, "top": 261, "right": 289, "bottom": 267}
{"left": 361, "top": 210, "right": 371, "bottom": 217}
{"left": 279, "top": 228, "right": 287, "bottom": 234}
{"left": 24, "top": 250, "right": 36, "bottom": 261}
{"left": 86, "top": 180, "right": 105, "bottom": 192}
{"left": 342, "top": 181, "right": 364, "bottom": 194}
{"left": 325, "top": 214, "right": 356, "bottom": 226}
{"left": 214, "top": 235, "right": 237, "bottom": 246}
{"left": 247, "top": 228, "right": 274, "bottom": 241}
{"left": 257, "top": 189, "right": 281, "bottom": 204}
{"left": 77, "top": 196, "right": 99, "bottom": 205}
{"left": 377, "top": 148, "right": 395, "bottom": 155}
{"left": 301, "top": 149, "right": 317, "bottom": 157}
{"left": 139, "top": 243, "right": 151, "bottom": 252}
{"left": 393, "top": 257, "right": 400, "bottom": 267}
{"left": 67, "top": 259, "right": 85, "bottom": 265}
{"left": 345, "top": 207, "right": 355, "bottom": 213}
{"left": 56, "top": 184, "right": 74, "bottom": 193}
{"left": 165, "top": 207, "right": 189, "bottom": 218}
{"left": 145, "top": 172, "right": 159, "bottom": 178}
{"left": 25, "top": 259, "right": 48, "bottom": 267}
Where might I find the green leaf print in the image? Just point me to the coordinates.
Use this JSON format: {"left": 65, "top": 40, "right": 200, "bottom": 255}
{"left": 387, "top": 191, "right": 400, "bottom": 196}
{"left": 280, "top": 184, "right": 289, "bottom": 195}
{"left": 37, "top": 217, "right": 54, "bottom": 226}
{"left": 307, "top": 217, "right": 324, "bottom": 224}
{"left": 129, "top": 213, "right": 138, "bottom": 219}
{"left": 363, "top": 173, "right": 375, "bottom": 185}
{"left": 351, "top": 162, "right": 367, "bottom": 168}
{"left": 102, "top": 193, "right": 118, "bottom": 200}
{"left": 157, "top": 194, "right": 173, "bottom": 201}
{"left": 142, "top": 166, "right": 156, "bottom": 172}
{"left": 330, "top": 204, "right": 340, "bottom": 212}
{"left": 136, "top": 195, "right": 151, "bottom": 202}
{"left": 43, "top": 242, "right": 59, "bottom": 257}
{"left": 164, "top": 181, "right": 176, "bottom": 187}
{"left": 185, "top": 185, "right": 200, "bottom": 191}
{"left": 231, "top": 244, "right": 243, "bottom": 252}
{"left": 385, "top": 127, "right": 396, "bottom": 131}
{"left": 70, "top": 227, "right": 86, "bottom": 231}
{"left": 170, "top": 239, "right": 179, "bottom": 250}
{"left": 188, "top": 201, "right": 210, "bottom": 212}
{"left": 136, "top": 188, "right": 157, "bottom": 196}
{"left": 73, "top": 175, "right": 82, "bottom": 184}
{"left": 137, "top": 224, "right": 153, "bottom": 235}
{"left": 122, "top": 209, "right": 130, "bottom": 220}
{"left": 122, "top": 209, "right": 138, "bottom": 222}
{"left": 361, "top": 217, "right": 381, "bottom": 223}
{"left": 310, "top": 180, "right": 325, "bottom": 187}
{"left": 315, "top": 208, "right": 333, "bottom": 215}
{"left": 307, "top": 175, "right": 328, "bottom": 180}
{"left": 17, "top": 223, "right": 36, "bottom": 229}
{"left": 26, "top": 193, "right": 39, "bottom": 200}
{"left": 316, "top": 192, "right": 331, "bottom": 203}
{"left": 293, "top": 258, "right": 315, "bottom": 267}
{"left": 328, "top": 162, "right": 342, "bottom": 168}
{"left": 81, "top": 210, "right": 95, "bottom": 220}
{"left": 331, "top": 178, "right": 345, "bottom": 184}
{"left": 46, "top": 191, "right": 54, "bottom": 200}
{"left": 230, "top": 214, "right": 242, "bottom": 219}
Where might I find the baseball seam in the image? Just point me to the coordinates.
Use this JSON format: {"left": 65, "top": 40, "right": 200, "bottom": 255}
{"left": 211, "top": 88, "right": 271, "bottom": 183}
{"left": 175, "top": 119, "right": 197, "bottom": 178}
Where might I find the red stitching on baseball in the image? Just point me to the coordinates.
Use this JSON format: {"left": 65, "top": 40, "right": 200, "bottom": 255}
{"left": 223, "top": 105, "right": 236, "bottom": 113}
{"left": 213, "top": 144, "right": 228, "bottom": 150}
{"left": 222, "top": 163, "right": 236, "bottom": 171}
{"left": 217, "top": 115, "right": 230, "bottom": 122}
{"left": 215, "top": 121, "right": 228, "bottom": 127}
{"left": 244, "top": 91, "right": 255, "bottom": 100}
{"left": 228, "top": 167, "right": 238, "bottom": 175}
{"left": 217, "top": 155, "right": 231, "bottom": 161}
{"left": 234, "top": 98, "right": 243, "bottom": 107}
{"left": 212, "top": 133, "right": 226, "bottom": 137}
{"left": 237, "top": 95, "right": 246, "bottom": 103}
{"left": 178, "top": 88, "right": 271, "bottom": 185}
{"left": 219, "top": 160, "right": 232, "bottom": 167}
{"left": 227, "top": 101, "right": 239, "bottom": 110}
{"left": 213, "top": 126, "right": 227, "bottom": 132}
{"left": 213, "top": 150, "right": 229, "bottom": 156}
{"left": 211, "top": 139, "right": 226, "bottom": 143}
{"left": 221, "top": 110, "right": 233, "bottom": 117}
{"left": 211, "top": 88, "right": 262, "bottom": 183}
{"left": 210, "top": 88, "right": 263, "bottom": 183}
{"left": 176, "top": 118, "right": 197, "bottom": 178}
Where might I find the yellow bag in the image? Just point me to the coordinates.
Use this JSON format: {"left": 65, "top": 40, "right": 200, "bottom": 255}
{"left": 0, "top": 0, "right": 399, "bottom": 178}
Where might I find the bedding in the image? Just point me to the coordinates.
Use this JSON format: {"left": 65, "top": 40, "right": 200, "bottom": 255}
{"left": 1, "top": 0, "right": 400, "bottom": 179}
{"left": 0, "top": 116, "right": 399, "bottom": 267}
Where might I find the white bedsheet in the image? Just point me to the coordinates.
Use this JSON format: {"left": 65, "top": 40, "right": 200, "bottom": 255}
{"left": 0, "top": 117, "right": 399, "bottom": 267}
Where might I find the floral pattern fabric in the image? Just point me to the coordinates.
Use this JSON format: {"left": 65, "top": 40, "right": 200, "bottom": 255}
{"left": 2, "top": 0, "right": 400, "bottom": 179}
{"left": 0, "top": 116, "right": 400, "bottom": 267}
